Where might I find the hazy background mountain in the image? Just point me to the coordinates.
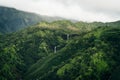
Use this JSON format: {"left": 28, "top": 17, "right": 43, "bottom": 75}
{"left": 1, "top": 0, "right": 120, "bottom": 22}
{"left": 0, "top": 6, "right": 64, "bottom": 34}
{"left": 0, "top": 6, "right": 120, "bottom": 34}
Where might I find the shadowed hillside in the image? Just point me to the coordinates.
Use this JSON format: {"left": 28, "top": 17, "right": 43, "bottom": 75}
{"left": 0, "top": 6, "right": 64, "bottom": 34}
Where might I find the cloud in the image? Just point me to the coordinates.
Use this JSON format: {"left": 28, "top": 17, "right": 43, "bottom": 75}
{"left": 0, "top": 0, "right": 120, "bottom": 22}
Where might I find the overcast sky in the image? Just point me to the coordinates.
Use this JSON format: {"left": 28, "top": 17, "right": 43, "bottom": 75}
{"left": 0, "top": 0, "right": 120, "bottom": 22}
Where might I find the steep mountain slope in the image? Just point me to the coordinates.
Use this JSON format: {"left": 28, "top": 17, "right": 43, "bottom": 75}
{"left": 0, "top": 21, "right": 81, "bottom": 80}
{"left": 25, "top": 26, "right": 120, "bottom": 80}
{"left": 0, "top": 6, "right": 64, "bottom": 34}
{"left": 0, "top": 20, "right": 120, "bottom": 80}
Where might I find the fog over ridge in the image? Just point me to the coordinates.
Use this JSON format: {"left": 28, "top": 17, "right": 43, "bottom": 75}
{"left": 0, "top": 0, "right": 120, "bottom": 22}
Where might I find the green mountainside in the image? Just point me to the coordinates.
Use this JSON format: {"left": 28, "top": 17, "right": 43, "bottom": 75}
{"left": 0, "top": 20, "right": 120, "bottom": 80}
{"left": 0, "top": 6, "right": 64, "bottom": 34}
{"left": 25, "top": 22, "right": 120, "bottom": 80}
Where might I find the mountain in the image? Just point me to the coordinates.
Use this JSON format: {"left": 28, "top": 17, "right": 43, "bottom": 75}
{"left": 1, "top": 6, "right": 120, "bottom": 34}
{"left": 0, "top": 20, "right": 120, "bottom": 80}
{"left": 25, "top": 24, "right": 120, "bottom": 80}
{"left": 0, "top": 6, "right": 64, "bottom": 34}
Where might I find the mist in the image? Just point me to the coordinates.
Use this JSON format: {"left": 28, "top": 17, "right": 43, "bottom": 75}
{"left": 0, "top": 0, "right": 120, "bottom": 22}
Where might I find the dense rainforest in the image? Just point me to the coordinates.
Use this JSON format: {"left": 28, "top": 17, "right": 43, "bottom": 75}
{"left": 0, "top": 19, "right": 120, "bottom": 80}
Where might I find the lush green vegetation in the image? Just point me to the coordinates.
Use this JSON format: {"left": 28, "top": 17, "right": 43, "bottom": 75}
{"left": 0, "top": 20, "right": 120, "bottom": 80}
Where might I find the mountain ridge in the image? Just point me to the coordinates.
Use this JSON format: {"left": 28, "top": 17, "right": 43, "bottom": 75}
{"left": 0, "top": 6, "right": 65, "bottom": 34}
